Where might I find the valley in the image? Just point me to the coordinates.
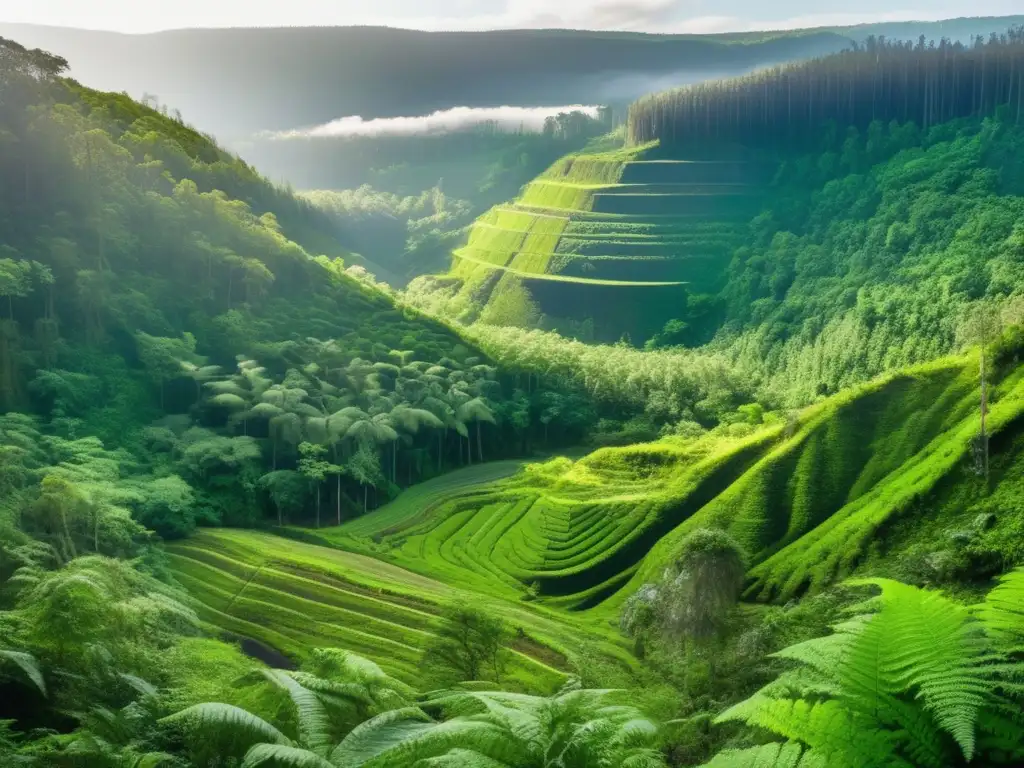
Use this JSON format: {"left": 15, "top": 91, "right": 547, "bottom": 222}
{"left": 2, "top": 15, "right": 1024, "bottom": 768}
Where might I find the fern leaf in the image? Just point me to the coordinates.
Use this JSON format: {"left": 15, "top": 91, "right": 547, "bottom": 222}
{"left": 128, "top": 752, "right": 180, "bottom": 768}
{"left": 770, "top": 632, "right": 850, "bottom": 678}
{"left": 241, "top": 743, "right": 335, "bottom": 768}
{"left": 415, "top": 748, "right": 513, "bottom": 767}
{"left": 286, "top": 672, "right": 374, "bottom": 708}
{"left": 119, "top": 673, "right": 158, "bottom": 698}
{"left": 330, "top": 707, "right": 433, "bottom": 767}
{"left": 359, "top": 719, "right": 509, "bottom": 767}
{"left": 715, "top": 694, "right": 773, "bottom": 726}
{"left": 699, "top": 743, "right": 823, "bottom": 768}
{"left": 260, "top": 669, "right": 333, "bottom": 757}
{"left": 160, "top": 703, "right": 292, "bottom": 748}
{"left": 331, "top": 711, "right": 508, "bottom": 768}
{"left": 0, "top": 649, "right": 46, "bottom": 697}
{"left": 977, "top": 568, "right": 1024, "bottom": 652}
{"left": 738, "top": 698, "right": 909, "bottom": 768}
{"left": 845, "top": 579, "right": 992, "bottom": 761}
{"left": 425, "top": 691, "right": 540, "bottom": 744}
{"left": 976, "top": 708, "right": 1024, "bottom": 762}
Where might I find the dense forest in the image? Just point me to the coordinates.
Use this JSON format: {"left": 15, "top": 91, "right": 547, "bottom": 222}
{"left": 629, "top": 31, "right": 1024, "bottom": 148}
{"left": 3, "top": 20, "right": 1024, "bottom": 768}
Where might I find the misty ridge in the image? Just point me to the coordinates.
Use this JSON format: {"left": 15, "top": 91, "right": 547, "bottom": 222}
{"left": 0, "top": 23, "right": 859, "bottom": 141}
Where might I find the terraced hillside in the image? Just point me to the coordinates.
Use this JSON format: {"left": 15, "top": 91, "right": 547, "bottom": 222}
{"left": 165, "top": 529, "right": 632, "bottom": 691}
{"left": 311, "top": 353, "right": 1024, "bottom": 616}
{"left": 164, "top": 352, "right": 1024, "bottom": 681}
{"left": 443, "top": 142, "right": 771, "bottom": 341}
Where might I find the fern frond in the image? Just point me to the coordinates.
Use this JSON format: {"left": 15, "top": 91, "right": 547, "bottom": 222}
{"left": 160, "top": 703, "right": 292, "bottom": 748}
{"left": 845, "top": 579, "right": 991, "bottom": 761}
{"left": 329, "top": 707, "right": 433, "bottom": 767}
{"left": 715, "top": 694, "right": 772, "bottom": 726}
{"left": 0, "top": 649, "right": 46, "bottom": 696}
{"left": 119, "top": 673, "right": 158, "bottom": 698}
{"left": 770, "top": 632, "right": 850, "bottom": 678}
{"left": 415, "top": 748, "right": 513, "bottom": 767}
{"left": 286, "top": 672, "right": 374, "bottom": 708}
{"left": 736, "top": 698, "right": 909, "bottom": 768}
{"left": 424, "top": 691, "right": 541, "bottom": 744}
{"left": 977, "top": 568, "right": 1024, "bottom": 653}
{"left": 241, "top": 743, "right": 335, "bottom": 768}
{"left": 699, "top": 743, "right": 823, "bottom": 768}
{"left": 355, "top": 719, "right": 509, "bottom": 767}
{"left": 260, "top": 670, "right": 332, "bottom": 757}
{"left": 976, "top": 708, "right": 1024, "bottom": 762}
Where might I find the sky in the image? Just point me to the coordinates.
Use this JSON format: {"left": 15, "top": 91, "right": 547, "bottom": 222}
{"left": 3, "top": 0, "right": 1022, "bottom": 35}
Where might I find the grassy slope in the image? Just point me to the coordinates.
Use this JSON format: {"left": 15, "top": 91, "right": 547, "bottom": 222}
{"left": 320, "top": 353, "right": 1024, "bottom": 617}
{"left": 168, "top": 352, "right": 1024, "bottom": 683}
{"left": 166, "top": 528, "right": 634, "bottom": 692}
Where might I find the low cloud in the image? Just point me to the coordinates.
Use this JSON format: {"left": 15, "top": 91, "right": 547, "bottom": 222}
{"left": 267, "top": 104, "right": 602, "bottom": 140}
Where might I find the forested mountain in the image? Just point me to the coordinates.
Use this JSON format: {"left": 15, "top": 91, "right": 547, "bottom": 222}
{"left": 3, "top": 21, "right": 1024, "bottom": 768}
{"left": 4, "top": 19, "right": 1022, "bottom": 143}
{"left": 0, "top": 24, "right": 857, "bottom": 139}
{"left": 413, "top": 31, "right": 1024, "bottom": 401}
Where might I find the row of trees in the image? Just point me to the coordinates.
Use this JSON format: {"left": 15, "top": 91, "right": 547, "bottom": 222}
{"left": 467, "top": 323, "right": 754, "bottom": 428}
{"left": 628, "top": 29, "right": 1024, "bottom": 148}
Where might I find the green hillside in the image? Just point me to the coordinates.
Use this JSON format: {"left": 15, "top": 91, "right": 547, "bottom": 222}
{"left": 164, "top": 529, "right": 607, "bottom": 690}
{"left": 292, "top": 348, "right": 1023, "bottom": 618}
{"left": 5, "top": 29, "right": 1024, "bottom": 768}
{"left": 423, "top": 140, "right": 768, "bottom": 341}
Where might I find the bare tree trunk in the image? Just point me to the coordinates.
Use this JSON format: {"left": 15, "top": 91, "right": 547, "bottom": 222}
{"left": 363, "top": 484, "right": 368, "bottom": 514}
{"left": 316, "top": 484, "right": 321, "bottom": 528}
{"left": 336, "top": 473, "right": 341, "bottom": 525}
{"left": 477, "top": 420, "right": 483, "bottom": 463}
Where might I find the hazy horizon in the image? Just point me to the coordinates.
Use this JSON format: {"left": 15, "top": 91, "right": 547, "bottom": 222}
{"left": 3, "top": 1, "right": 1022, "bottom": 36}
